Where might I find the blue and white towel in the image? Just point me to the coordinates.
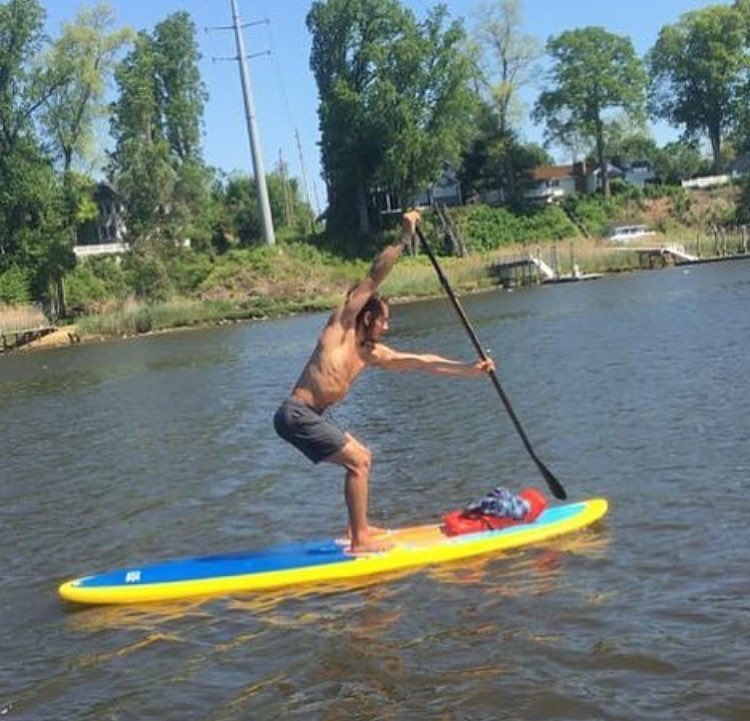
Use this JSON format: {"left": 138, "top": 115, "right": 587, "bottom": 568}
{"left": 465, "top": 486, "right": 530, "bottom": 519}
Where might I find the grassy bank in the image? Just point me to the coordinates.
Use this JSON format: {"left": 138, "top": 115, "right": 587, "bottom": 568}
{"left": 73, "top": 239, "right": 654, "bottom": 340}
{"left": 0, "top": 304, "right": 48, "bottom": 335}
{"left": 11, "top": 235, "right": 744, "bottom": 348}
{"left": 75, "top": 252, "right": 496, "bottom": 338}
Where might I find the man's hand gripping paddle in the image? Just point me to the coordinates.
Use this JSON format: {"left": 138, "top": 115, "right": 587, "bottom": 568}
{"left": 414, "top": 225, "right": 567, "bottom": 500}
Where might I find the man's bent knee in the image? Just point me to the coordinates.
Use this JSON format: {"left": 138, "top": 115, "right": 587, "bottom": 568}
{"left": 349, "top": 446, "right": 372, "bottom": 477}
{"left": 325, "top": 438, "right": 372, "bottom": 476}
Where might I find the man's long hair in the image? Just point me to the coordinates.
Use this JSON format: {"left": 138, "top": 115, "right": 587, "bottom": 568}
{"left": 355, "top": 293, "right": 387, "bottom": 332}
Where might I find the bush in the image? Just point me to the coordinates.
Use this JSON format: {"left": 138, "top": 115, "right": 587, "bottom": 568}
{"left": 442, "top": 204, "right": 578, "bottom": 251}
{"left": 0, "top": 266, "right": 31, "bottom": 305}
{"left": 134, "top": 308, "right": 152, "bottom": 334}
{"left": 164, "top": 250, "right": 214, "bottom": 295}
{"left": 65, "top": 264, "right": 109, "bottom": 314}
{"left": 122, "top": 251, "right": 173, "bottom": 302}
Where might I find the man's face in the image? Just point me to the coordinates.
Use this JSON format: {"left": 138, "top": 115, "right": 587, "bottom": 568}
{"left": 366, "top": 305, "right": 390, "bottom": 341}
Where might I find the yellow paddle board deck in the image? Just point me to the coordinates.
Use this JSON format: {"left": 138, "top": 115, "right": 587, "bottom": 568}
{"left": 59, "top": 498, "right": 608, "bottom": 605}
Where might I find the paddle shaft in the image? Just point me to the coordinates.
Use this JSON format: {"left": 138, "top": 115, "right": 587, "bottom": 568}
{"left": 415, "top": 226, "right": 567, "bottom": 500}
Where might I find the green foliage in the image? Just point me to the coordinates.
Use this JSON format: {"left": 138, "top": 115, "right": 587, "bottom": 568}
{"left": 134, "top": 307, "right": 152, "bottom": 333}
{"left": 65, "top": 255, "right": 133, "bottom": 314}
{"left": 64, "top": 263, "right": 110, "bottom": 313}
{"left": 648, "top": 4, "right": 748, "bottom": 171}
{"left": 459, "top": 99, "right": 554, "bottom": 201}
{"left": 652, "top": 141, "right": 711, "bottom": 183}
{"left": 163, "top": 250, "right": 214, "bottom": 295}
{"left": 109, "top": 12, "right": 210, "bottom": 243}
{"left": 470, "top": 0, "right": 542, "bottom": 135}
{"left": 533, "top": 27, "right": 647, "bottom": 196}
{"left": 213, "top": 170, "right": 315, "bottom": 248}
{"left": 0, "top": 0, "right": 70, "bottom": 309}
{"left": 735, "top": 177, "right": 750, "bottom": 225}
{"left": 440, "top": 204, "right": 578, "bottom": 251}
{"left": 40, "top": 3, "right": 133, "bottom": 173}
{"left": 0, "top": 266, "right": 32, "bottom": 305}
{"left": 562, "top": 196, "right": 616, "bottom": 237}
{"left": 307, "top": 0, "right": 479, "bottom": 239}
{"left": 121, "top": 249, "right": 173, "bottom": 301}
{"left": 198, "top": 242, "right": 363, "bottom": 303}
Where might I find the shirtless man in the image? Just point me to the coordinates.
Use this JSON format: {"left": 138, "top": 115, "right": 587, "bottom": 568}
{"left": 273, "top": 210, "right": 495, "bottom": 552}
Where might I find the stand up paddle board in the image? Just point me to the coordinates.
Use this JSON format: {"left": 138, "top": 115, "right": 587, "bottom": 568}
{"left": 59, "top": 498, "right": 607, "bottom": 605}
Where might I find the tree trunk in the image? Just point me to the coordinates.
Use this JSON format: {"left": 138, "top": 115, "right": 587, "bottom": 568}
{"left": 596, "top": 125, "right": 609, "bottom": 198}
{"left": 709, "top": 129, "right": 722, "bottom": 173}
{"left": 356, "top": 183, "right": 369, "bottom": 234}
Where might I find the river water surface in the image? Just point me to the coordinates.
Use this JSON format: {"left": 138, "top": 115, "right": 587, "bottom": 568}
{"left": 2, "top": 260, "right": 749, "bottom": 720}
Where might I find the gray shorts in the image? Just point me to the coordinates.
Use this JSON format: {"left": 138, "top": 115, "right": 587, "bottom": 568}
{"left": 273, "top": 397, "right": 347, "bottom": 463}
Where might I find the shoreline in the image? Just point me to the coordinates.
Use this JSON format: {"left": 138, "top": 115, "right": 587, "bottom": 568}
{"left": 5, "top": 286, "right": 492, "bottom": 354}
{"left": 7, "top": 248, "right": 750, "bottom": 355}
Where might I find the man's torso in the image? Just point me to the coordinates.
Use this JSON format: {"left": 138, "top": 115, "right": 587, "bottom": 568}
{"left": 292, "top": 312, "right": 371, "bottom": 411}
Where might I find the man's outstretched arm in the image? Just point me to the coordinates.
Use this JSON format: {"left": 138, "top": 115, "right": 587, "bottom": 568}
{"left": 367, "top": 344, "right": 496, "bottom": 377}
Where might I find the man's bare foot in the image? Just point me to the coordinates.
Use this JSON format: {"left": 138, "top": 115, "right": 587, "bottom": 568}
{"left": 348, "top": 536, "right": 393, "bottom": 554}
{"left": 346, "top": 524, "right": 389, "bottom": 538}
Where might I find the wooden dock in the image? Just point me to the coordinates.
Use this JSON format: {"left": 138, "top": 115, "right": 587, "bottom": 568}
{"left": 610, "top": 244, "right": 698, "bottom": 269}
{"left": 612, "top": 245, "right": 750, "bottom": 269}
{"left": 1, "top": 326, "right": 57, "bottom": 353}
{"left": 490, "top": 255, "right": 602, "bottom": 287}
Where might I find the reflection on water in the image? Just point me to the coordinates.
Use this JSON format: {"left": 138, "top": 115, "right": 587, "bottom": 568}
{"left": 2, "top": 261, "right": 750, "bottom": 720}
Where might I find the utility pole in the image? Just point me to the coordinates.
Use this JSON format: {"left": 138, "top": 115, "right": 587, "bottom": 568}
{"left": 228, "top": 0, "right": 275, "bottom": 245}
{"left": 294, "top": 129, "right": 320, "bottom": 219}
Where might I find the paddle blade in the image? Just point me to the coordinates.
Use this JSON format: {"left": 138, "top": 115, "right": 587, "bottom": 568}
{"left": 537, "top": 461, "right": 567, "bottom": 500}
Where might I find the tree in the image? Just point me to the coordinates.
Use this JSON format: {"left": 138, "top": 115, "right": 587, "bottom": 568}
{"left": 458, "top": 98, "right": 551, "bottom": 203}
{"left": 533, "top": 27, "right": 647, "bottom": 197}
{"left": 151, "top": 12, "right": 206, "bottom": 165}
{"left": 39, "top": 3, "right": 132, "bottom": 316}
{"left": 470, "top": 0, "right": 541, "bottom": 135}
{"left": 41, "top": 3, "right": 133, "bottom": 175}
{"left": 648, "top": 4, "right": 750, "bottom": 172}
{"left": 109, "top": 12, "right": 209, "bottom": 244}
{"left": 307, "top": 0, "right": 478, "bottom": 241}
{"left": 0, "top": 0, "right": 67, "bottom": 310}
{"left": 468, "top": 0, "right": 541, "bottom": 199}
{"left": 653, "top": 141, "right": 711, "bottom": 184}
{"left": 214, "top": 170, "right": 314, "bottom": 248}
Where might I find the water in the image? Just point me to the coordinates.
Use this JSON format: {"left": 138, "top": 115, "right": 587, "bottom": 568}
{"left": 2, "top": 260, "right": 749, "bottom": 720}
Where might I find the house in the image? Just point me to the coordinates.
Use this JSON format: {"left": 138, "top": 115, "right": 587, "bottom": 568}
{"left": 413, "top": 166, "right": 462, "bottom": 207}
{"left": 525, "top": 162, "right": 591, "bottom": 203}
{"left": 375, "top": 166, "right": 463, "bottom": 215}
{"left": 74, "top": 181, "right": 129, "bottom": 258}
{"left": 618, "top": 161, "right": 657, "bottom": 188}
{"left": 729, "top": 153, "right": 750, "bottom": 179}
{"left": 525, "top": 159, "right": 657, "bottom": 203}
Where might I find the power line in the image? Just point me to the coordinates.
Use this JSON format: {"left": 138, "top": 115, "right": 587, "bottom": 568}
{"left": 257, "top": 2, "right": 321, "bottom": 217}
{"left": 208, "top": 0, "right": 275, "bottom": 245}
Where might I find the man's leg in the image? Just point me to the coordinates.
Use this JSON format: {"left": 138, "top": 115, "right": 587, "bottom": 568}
{"left": 323, "top": 435, "right": 389, "bottom": 552}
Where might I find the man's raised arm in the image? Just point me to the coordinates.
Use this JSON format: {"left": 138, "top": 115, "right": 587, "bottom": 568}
{"left": 342, "top": 210, "right": 420, "bottom": 319}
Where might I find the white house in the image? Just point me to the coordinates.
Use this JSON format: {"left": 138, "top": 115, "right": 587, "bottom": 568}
{"left": 525, "top": 162, "right": 591, "bottom": 203}
{"left": 525, "top": 160, "right": 657, "bottom": 203}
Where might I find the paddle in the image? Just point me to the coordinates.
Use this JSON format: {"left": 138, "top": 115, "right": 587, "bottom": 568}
{"left": 414, "top": 225, "right": 567, "bottom": 501}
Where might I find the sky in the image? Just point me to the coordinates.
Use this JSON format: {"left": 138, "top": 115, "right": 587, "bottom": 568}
{"left": 43, "top": 0, "right": 731, "bottom": 213}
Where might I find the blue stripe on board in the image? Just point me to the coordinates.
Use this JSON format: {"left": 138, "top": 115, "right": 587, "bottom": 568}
{"left": 535, "top": 503, "right": 584, "bottom": 525}
{"left": 77, "top": 502, "right": 589, "bottom": 589}
{"left": 447, "top": 502, "right": 586, "bottom": 544}
{"left": 78, "top": 539, "right": 350, "bottom": 588}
